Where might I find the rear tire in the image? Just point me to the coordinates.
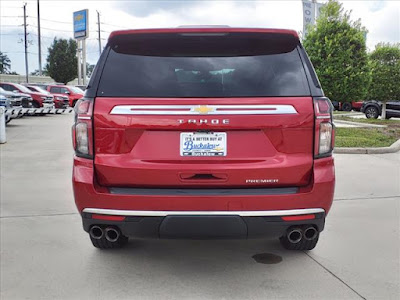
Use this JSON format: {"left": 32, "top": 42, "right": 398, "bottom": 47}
{"left": 365, "top": 106, "right": 379, "bottom": 119}
{"left": 341, "top": 102, "right": 352, "bottom": 111}
{"left": 279, "top": 232, "right": 319, "bottom": 250}
{"left": 90, "top": 233, "right": 129, "bottom": 249}
{"left": 32, "top": 101, "right": 40, "bottom": 108}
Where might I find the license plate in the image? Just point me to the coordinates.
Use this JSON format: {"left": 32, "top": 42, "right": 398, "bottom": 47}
{"left": 180, "top": 132, "right": 227, "bottom": 156}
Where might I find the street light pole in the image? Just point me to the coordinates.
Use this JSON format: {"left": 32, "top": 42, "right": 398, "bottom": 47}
{"left": 97, "top": 11, "right": 101, "bottom": 56}
{"left": 37, "top": 0, "right": 42, "bottom": 76}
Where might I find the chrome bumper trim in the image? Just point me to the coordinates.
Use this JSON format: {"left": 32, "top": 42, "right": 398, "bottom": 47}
{"left": 83, "top": 208, "right": 325, "bottom": 217}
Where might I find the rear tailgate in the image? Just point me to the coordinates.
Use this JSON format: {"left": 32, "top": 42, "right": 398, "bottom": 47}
{"left": 92, "top": 30, "right": 314, "bottom": 188}
{"left": 94, "top": 97, "right": 314, "bottom": 187}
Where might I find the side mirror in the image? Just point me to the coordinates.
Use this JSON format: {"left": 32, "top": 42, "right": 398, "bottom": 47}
{"left": 65, "top": 91, "right": 70, "bottom": 94}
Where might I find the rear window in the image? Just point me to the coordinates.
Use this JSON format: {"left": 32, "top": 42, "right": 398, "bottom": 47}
{"left": 98, "top": 32, "right": 310, "bottom": 97}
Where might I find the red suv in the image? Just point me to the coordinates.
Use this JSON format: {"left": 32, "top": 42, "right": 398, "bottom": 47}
{"left": 26, "top": 85, "right": 69, "bottom": 109}
{"left": 47, "top": 85, "right": 84, "bottom": 107}
{"left": 0, "top": 82, "right": 54, "bottom": 108}
{"left": 72, "top": 28, "right": 335, "bottom": 250}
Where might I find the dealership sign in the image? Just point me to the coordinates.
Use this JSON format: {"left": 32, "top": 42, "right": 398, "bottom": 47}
{"left": 302, "top": 0, "right": 325, "bottom": 38}
{"left": 302, "top": 0, "right": 315, "bottom": 37}
{"left": 73, "top": 9, "right": 88, "bottom": 39}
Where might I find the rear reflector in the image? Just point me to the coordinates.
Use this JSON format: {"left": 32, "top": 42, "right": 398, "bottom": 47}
{"left": 72, "top": 98, "right": 93, "bottom": 158}
{"left": 282, "top": 214, "right": 315, "bottom": 221}
{"left": 313, "top": 97, "right": 334, "bottom": 157}
{"left": 319, "top": 122, "right": 333, "bottom": 154}
{"left": 92, "top": 214, "right": 126, "bottom": 221}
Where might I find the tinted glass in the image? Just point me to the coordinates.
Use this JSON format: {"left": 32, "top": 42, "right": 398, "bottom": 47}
{"left": 29, "top": 86, "right": 47, "bottom": 94}
{"left": 50, "top": 87, "right": 61, "bottom": 94}
{"left": 0, "top": 84, "right": 13, "bottom": 92}
{"left": 98, "top": 33, "right": 310, "bottom": 97}
{"left": 13, "top": 83, "right": 32, "bottom": 93}
{"left": 70, "top": 87, "right": 83, "bottom": 93}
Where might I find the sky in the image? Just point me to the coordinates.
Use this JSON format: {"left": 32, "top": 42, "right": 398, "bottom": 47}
{"left": 0, "top": 0, "right": 399, "bottom": 75}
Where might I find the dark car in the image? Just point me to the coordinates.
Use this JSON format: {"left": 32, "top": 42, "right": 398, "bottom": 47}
{"left": 361, "top": 100, "right": 400, "bottom": 119}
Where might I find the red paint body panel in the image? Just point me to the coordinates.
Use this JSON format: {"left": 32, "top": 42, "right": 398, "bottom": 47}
{"left": 352, "top": 101, "right": 363, "bottom": 110}
{"left": 93, "top": 97, "right": 314, "bottom": 187}
{"left": 73, "top": 156, "right": 335, "bottom": 213}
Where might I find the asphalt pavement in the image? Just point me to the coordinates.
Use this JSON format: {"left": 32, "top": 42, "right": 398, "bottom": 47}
{"left": 1, "top": 114, "right": 399, "bottom": 300}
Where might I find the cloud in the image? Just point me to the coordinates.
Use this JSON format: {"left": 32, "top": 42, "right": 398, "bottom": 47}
{"left": 367, "top": 0, "right": 387, "bottom": 12}
{"left": 112, "top": 0, "right": 203, "bottom": 17}
{"left": 1, "top": 0, "right": 399, "bottom": 75}
{"left": 340, "top": 0, "right": 400, "bottom": 50}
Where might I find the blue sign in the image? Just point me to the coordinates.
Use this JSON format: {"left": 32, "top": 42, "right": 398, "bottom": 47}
{"left": 73, "top": 9, "right": 88, "bottom": 39}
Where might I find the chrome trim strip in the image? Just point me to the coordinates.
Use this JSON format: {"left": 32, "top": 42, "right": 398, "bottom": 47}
{"left": 109, "top": 187, "right": 298, "bottom": 196}
{"left": 316, "top": 116, "right": 331, "bottom": 119}
{"left": 110, "top": 105, "right": 297, "bottom": 115}
{"left": 78, "top": 116, "right": 91, "bottom": 120}
{"left": 83, "top": 208, "right": 325, "bottom": 217}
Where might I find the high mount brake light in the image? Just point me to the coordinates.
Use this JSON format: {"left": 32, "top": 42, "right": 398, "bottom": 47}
{"left": 314, "top": 97, "right": 335, "bottom": 158}
{"left": 72, "top": 98, "right": 93, "bottom": 158}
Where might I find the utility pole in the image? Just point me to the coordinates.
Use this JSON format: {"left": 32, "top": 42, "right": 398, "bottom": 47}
{"left": 23, "top": 3, "right": 29, "bottom": 82}
{"left": 37, "top": 0, "right": 42, "bottom": 76}
{"left": 97, "top": 11, "right": 101, "bottom": 56}
{"left": 77, "top": 40, "right": 81, "bottom": 85}
{"left": 82, "top": 40, "right": 87, "bottom": 85}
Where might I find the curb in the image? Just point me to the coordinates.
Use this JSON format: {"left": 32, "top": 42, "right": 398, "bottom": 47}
{"left": 333, "top": 119, "right": 386, "bottom": 128}
{"left": 334, "top": 139, "right": 400, "bottom": 154}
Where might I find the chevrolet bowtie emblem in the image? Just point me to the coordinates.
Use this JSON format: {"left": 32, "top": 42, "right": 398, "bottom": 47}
{"left": 192, "top": 105, "right": 215, "bottom": 114}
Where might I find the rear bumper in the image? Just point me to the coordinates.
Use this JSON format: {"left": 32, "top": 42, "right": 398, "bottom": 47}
{"left": 73, "top": 156, "right": 334, "bottom": 238}
{"left": 82, "top": 209, "right": 326, "bottom": 239}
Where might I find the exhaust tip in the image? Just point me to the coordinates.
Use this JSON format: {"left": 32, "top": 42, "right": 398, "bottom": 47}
{"left": 89, "top": 225, "right": 104, "bottom": 240}
{"left": 303, "top": 226, "right": 318, "bottom": 241}
{"left": 105, "top": 227, "right": 120, "bottom": 242}
{"left": 287, "top": 228, "right": 302, "bottom": 244}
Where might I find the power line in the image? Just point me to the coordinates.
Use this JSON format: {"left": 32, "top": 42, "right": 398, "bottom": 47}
{"left": 28, "top": 24, "right": 72, "bottom": 33}
{"left": 101, "top": 22, "right": 126, "bottom": 29}
{"left": 28, "top": 32, "right": 54, "bottom": 40}
{"left": 27, "top": 16, "right": 71, "bottom": 25}
{"left": 2, "top": 51, "right": 39, "bottom": 54}
{"left": 0, "top": 24, "right": 23, "bottom": 27}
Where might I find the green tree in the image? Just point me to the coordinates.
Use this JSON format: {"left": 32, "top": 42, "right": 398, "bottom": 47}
{"left": 45, "top": 38, "right": 77, "bottom": 84}
{"left": 368, "top": 43, "right": 400, "bottom": 119}
{"left": 0, "top": 51, "right": 11, "bottom": 74}
{"left": 303, "top": 0, "right": 370, "bottom": 105}
{"left": 86, "top": 63, "right": 95, "bottom": 77}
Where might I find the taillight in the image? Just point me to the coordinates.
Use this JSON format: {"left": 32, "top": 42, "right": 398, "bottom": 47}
{"left": 314, "top": 97, "right": 335, "bottom": 158}
{"left": 72, "top": 98, "right": 93, "bottom": 158}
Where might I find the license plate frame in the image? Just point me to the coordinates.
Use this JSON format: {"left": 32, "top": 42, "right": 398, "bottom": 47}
{"left": 180, "top": 132, "right": 227, "bottom": 157}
